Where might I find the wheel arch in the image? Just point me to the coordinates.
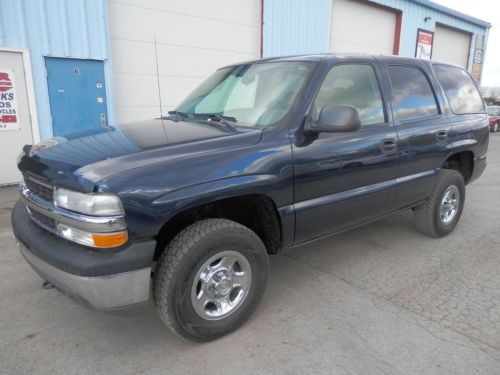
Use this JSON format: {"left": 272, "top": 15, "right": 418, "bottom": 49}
{"left": 153, "top": 181, "right": 285, "bottom": 259}
{"left": 442, "top": 150, "right": 474, "bottom": 184}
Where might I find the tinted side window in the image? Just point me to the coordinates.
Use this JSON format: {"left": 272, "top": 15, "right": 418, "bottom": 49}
{"left": 312, "top": 64, "right": 385, "bottom": 126}
{"left": 434, "top": 65, "right": 485, "bottom": 114}
{"left": 387, "top": 65, "right": 439, "bottom": 121}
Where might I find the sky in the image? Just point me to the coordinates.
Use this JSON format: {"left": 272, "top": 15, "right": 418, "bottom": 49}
{"left": 432, "top": 0, "right": 500, "bottom": 87}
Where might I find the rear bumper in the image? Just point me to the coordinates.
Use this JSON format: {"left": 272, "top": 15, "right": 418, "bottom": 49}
{"left": 12, "top": 200, "right": 156, "bottom": 310}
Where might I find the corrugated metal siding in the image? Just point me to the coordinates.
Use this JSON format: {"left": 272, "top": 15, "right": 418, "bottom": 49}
{"left": 0, "top": 0, "right": 114, "bottom": 140}
{"left": 263, "top": 0, "right": 331, "bottom": 57}
{"left": 372, "top": 0, "right": 488, "bottom": 69}
{"left": 263, "top": 0, "right": 488, "bottom": 73}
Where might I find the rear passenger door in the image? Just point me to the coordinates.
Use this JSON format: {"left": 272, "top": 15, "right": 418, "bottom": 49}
{"left": 384, "top": 63, "right": 451, "bottom": 208}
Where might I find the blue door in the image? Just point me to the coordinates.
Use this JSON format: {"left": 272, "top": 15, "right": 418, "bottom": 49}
{"left": 45, "top": 57, "right": 108, "bottom": 136}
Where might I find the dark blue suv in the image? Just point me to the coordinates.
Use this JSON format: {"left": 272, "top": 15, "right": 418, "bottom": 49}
{"left": 12, "top": 54, "right": 489, "bottom": 341}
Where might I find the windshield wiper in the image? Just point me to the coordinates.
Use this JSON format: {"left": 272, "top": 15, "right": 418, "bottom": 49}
{"left": 195, "top": 113, "right": 239, "bottom": 132}
{"left": 164, "top": 110, "right": 189, "bottom": 121}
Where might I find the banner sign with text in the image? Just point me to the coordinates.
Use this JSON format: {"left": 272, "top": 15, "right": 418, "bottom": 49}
{"left": 0, "top": 69, "right": 20, "bottom": 131}
{"left": 415, "top": 29, "right": 434, "bottom": 60}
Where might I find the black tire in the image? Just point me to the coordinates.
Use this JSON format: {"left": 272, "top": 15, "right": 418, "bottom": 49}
{"left": 153, "top": 218, "right": 269, "bottom": 341}
{"left": 414, "top": 169, "right": 465, "bottom": 237}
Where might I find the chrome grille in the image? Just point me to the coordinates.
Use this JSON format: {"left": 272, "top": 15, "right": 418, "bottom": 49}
{"left": 24, "top": 175, "right": 54, "bottom": 202}
{"left": 27, "top": 207, "right": 57, "bottom": 233}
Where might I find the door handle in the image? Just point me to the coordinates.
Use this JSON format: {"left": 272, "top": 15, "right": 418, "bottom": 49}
{"left": 380, "top": 138, "right": 397, "bottom": 152}
{"left": 100, "top": 113, "right": 107, "bottom": 128}
{"left": 436, "top": 130, "right": 448, "bottom": 142}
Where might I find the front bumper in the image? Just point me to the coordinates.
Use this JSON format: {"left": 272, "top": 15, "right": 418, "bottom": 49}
{"left": 12, "top": 200, "right": 156, "bottom": 310}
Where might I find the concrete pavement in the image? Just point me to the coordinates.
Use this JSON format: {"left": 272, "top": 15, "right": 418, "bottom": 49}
{"left": 1, "top": 135, "right": 500, "bottom": 375}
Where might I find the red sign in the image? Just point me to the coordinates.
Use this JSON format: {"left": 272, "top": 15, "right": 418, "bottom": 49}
{"left": 0, "top": 72, "right": 14, "bottom": 92}
{"left": 415, "top": 29, "right": 433, "bottom": 60}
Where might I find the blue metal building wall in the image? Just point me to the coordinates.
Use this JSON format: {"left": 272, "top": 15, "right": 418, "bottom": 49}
{"left": 263, "top": 0, "right": 489, "bottom": 74}
{"left": 263, "top": 0, "right": 332, "bottom": 57}
{"left": 0, "top": 0, "right": 115, "bottom": 140}
{"left": 374, "top": 0, "right": 489, "bottom": 69}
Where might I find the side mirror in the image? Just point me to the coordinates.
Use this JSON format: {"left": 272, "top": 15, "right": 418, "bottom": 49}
{"left": 306, "top": 105, "right": 361, "bottom": 134}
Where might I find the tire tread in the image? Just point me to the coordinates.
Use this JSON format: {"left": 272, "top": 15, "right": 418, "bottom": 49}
{"left": 414, "top": 169, "right": 463, "bottom": 237}
{"left": 152, "top": 218, "right": 261, "bottom": 340}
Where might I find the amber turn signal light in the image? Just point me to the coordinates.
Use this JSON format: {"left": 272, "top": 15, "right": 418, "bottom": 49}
{"left": 92, "top": 232, "right": 129, "bottom": 248}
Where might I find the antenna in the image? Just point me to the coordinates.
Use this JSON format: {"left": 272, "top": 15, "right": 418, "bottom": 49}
{"left": 154, "top": 34, "right": 164, "bottom": 118}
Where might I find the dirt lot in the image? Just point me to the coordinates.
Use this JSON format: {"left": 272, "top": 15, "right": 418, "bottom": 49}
{"left": 1, "top": 134, "right": 500, "bottom": 375}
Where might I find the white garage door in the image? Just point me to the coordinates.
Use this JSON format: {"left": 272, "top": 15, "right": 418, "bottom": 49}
{"left": 330, "top": 0, "right": 396, "bottom": 55}
{"left": 433, "top": 25, "right": 471, "bottom": 68}
{"left": 108, "top": 0, "right": 260, "bottom": 123}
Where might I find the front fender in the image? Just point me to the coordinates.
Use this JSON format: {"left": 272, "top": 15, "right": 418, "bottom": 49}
{"left": 152, "top": 174, "right": 280, "bottom": 218}
{"left": 147, "top": 173, "right": 295, "bottom": 248}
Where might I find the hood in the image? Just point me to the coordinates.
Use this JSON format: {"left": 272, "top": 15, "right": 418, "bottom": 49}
{"left": 18, "top": 118, "right": 262, "bottom": 192}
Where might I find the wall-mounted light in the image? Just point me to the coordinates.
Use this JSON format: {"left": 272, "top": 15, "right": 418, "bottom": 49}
{"left": 424, "top": 16, "right": 432, "bottom": 22}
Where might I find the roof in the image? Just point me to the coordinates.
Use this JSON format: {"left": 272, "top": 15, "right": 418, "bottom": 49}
{"left": 224, "top": 53, "right": 463, "bottom": 68}
{"left": 409, "top": 0, "right": 491, "bottom": 28}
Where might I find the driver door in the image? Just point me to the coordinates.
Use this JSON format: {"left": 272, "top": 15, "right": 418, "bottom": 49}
{"left": 292, "top": 62, "right": 398, "bottom": 244}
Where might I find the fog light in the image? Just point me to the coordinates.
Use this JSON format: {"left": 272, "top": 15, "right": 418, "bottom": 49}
{"left": 57, "top": 223, "right": 128, "bottom": 248}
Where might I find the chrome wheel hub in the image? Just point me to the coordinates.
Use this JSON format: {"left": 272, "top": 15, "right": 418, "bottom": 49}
{"left": 440, "top": 185, "right": 459, "bottom": 224}
{"left": 191, "top": 251, "right": 252, "bottom": 320}
{"left": 207, "top": 270, "right": 232, "bottom": 298}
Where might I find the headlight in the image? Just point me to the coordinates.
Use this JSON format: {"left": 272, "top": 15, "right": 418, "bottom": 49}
{"left": 54, "top": 188, "right": 124, "bottom": 216}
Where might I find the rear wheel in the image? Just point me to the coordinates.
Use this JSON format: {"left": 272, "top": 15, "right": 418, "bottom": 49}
{"left": 153, "top": 218, "right": 269, "bottom": 341}
{"left": 414, "top": 169, "right": 465, "bottom": 237}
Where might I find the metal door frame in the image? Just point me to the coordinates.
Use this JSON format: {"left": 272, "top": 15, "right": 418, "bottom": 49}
{"left": 0, "top": 47, "right": 40, "bottom": 144}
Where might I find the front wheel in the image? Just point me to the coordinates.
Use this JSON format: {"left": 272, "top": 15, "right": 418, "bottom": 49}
{"left": 153, "top": 219, "right": 269, "bottom": 341}
{"left": 414, "top": 169, "right": 465, "bottom": 237}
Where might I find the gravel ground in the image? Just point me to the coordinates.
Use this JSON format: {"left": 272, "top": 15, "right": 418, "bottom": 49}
{"left": 1, "top": 134, "right": 499, "bottom": 375}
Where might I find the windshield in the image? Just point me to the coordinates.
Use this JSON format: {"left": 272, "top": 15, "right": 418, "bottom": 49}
{"left": 175, "top": 62, "right": 313, "bottom": 127}
{"left": 487, "top": 107, "right": 500, "bottom": 116}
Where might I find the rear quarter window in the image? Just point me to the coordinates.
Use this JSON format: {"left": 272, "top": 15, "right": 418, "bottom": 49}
{"left": 433, "top": 65, "right": 485, "bottom": 115}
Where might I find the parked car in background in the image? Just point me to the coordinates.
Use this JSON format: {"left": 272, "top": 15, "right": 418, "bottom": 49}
{"left": 487, "top": 106, "right": 500, "bottom": 132}
{"left": 12, "top": 55, "right": 489, "bottom": 341}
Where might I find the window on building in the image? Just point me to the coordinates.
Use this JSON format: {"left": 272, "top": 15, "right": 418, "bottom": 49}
{"left": 387, "top": 65, "right": 439, "bottom": 121}
{"left": 433, "top": 65, "right": 485, "bottom": 115}
{"left": 312, "top": 64, "right": 385, "bottom": 127}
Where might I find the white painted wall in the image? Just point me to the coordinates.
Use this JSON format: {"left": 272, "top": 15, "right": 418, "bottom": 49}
{"left": 108, "top": 0, "right": 261, "bottom": 124}
{"left": 330, "top": 0, "right": 396, "bottom": 55}
{"left": 433, "top": 25, "right": 471, "bottom": 68}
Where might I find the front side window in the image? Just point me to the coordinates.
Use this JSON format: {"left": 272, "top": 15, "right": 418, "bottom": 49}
{"left": 312, "top": 64, "right": 385, "bottom": 126}
{"left": 387, "top": 65, "right": 439, "bottom": 122}
{"left": 176, "top": 62, "right": 313, "bottom": 127}
{"left": 434, "top": 65, "right": 485, "bottom": 115}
